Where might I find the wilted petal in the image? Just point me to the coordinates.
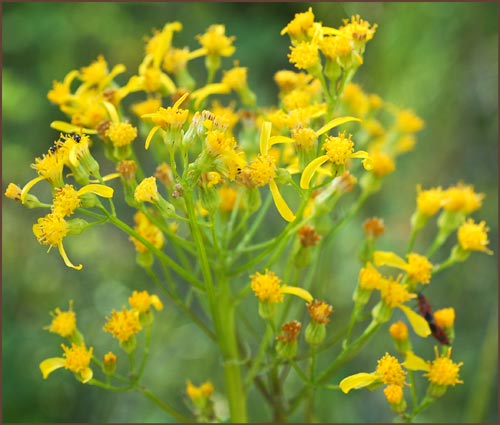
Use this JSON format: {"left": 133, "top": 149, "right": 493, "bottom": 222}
{"left": 281, "top": 285, "right": 313, "bottom": 303}
{"left": 269, "top": 179, "right": 296, "bottom": 222}
{"left": 58, "top": 242, "right": 83, "bottom": 271}
{"left": 315, "top": 116, "right": 361, "bottom": 137}
{"left": 50, "top": 121, "right": 97, "bottom": 134}
{"left": 144, "top": 125, "right": 161, "bottom": 150}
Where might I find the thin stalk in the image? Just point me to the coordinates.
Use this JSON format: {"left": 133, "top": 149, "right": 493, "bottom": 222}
{"left": 136, "top": 386, "right": 191, "bottom": 423}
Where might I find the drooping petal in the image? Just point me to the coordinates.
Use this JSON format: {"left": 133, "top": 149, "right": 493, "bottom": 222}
{"left": 40, "top": 357, "right": 66, "bottom": 379}
{"left": 102, "top": 101, "right": 120, "bottom": 124}
{"left": 268, "top": 135, "right": 295, "bottom": 148}
{"left": 21, "top": 176, "right": 45, "bottom": 204}
{"left": 173, "top": 91, "right": 190, "bottom": 109}
{"left": 403, "top": 350, "right": 430, "bottom": 372}
{"left": 77, "top": 184, "right": 114, "bottom": 198}
{"left": 50, "top": 121, "right": 97, "bottom": 134}
{"left": 269, "top": 179, "right": 296, "bottom": 222}
{"left": 191, "top": 83, "right": 230, "bottom": 109}
{"left": 315, "top": 116, "right": 361, "bottom": 137}
{"left": 280, "top": 285, "right": 314, "bottom": 303}
{"left": 300, "top": 155, "right": 329, "bottom": 189}
{"left": 398, "top": 305, "right": 431, "bottom": 338}
{"left": 150, "top": 295, "right": 164, "bottom": 311}
{"left": 89, "top": 172, "right": 121, "bottom": 183}
{"left": 373, "top": 251, "right": 408, "bottom": 270}
{"left": 79, "top": 367, "right": 94, "bottom": 384}
{"left": 144, "top": 125, "right": 161, "bottom": 150}
{"left": 259, "top": 121, "right": 273, "bottom": 156}
{"left": 339, "top": 372, "right": 378, "bottom": 393}
{"left": 58, "top": 242, "right": 83, "bottom": 271}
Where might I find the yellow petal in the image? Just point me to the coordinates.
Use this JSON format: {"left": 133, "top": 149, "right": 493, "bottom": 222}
{"left": 268, "top": 135, "right": 295, "bottom": 148}
{"left": 339, "top": 372, "right": 377, "bottom": 393}
{"left": 145, "top": 125, "right": 161, "bottom": 150}
{"left": 77, "top": 184, "right": 114, "bottom": 198}
{"left": 315, "top": 116, "right": 361, "bottom": 137}
{"left": 403, "top": 350, "right": 430, "bottom": 372}
{"left": 269, "top": 179, "right": 296, "bottom": 222}
{"left": 300, "top": 155, "right": 329, "bottom": 189}
{"left": 191, "top": 83, "right": 230, "bottom": 109}
{"left": 102, "top": 101, "right": 120, "bottom": 124}
{"left": 173, "top": 91, "right": 189, "bottom": 110}
{"left": 373, "top": 251, "right": 408, "bottom": 270}
{"left": 40, "top": 357, "right": 66, "bottom": 379}
{"left": 50, "top": 121, "right": 97, "bottom": 134}
{"left": 399, "top": 305, "right": 431, "bottom": 338}
{"left": 79, "top": 367, "right": 93, "bottom": 384}
{"left": 259, "top": 121, "right": 273, "bottom": 156}
{"left": 350, "top": 150, "right": 370, "bottom": 159}
{"left": 150, "top": 294, "right": 164, "bottom": 311}
{"left": 89, "top": 172, "right": 121, "bottom": 183}
{"left": 21, "top": 176, "right": 45, "bottom": 204}
{"left": 362, "top": 156, "right": 374, "bottom": 171}
{"left": 58, "top": 242, "right": 83, "bottom": 271}
{"left": 280, "top": 285, "right": 313, "bottom": 303}
{"left": 187, "top": 47, "right": 207, "bottom": 60}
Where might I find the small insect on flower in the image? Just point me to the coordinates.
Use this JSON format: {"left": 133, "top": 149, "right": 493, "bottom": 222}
{"left": 417, "top": 293, "right": 450, "bottom": 345}
{"left": 73, "top": 134, "right": 82, "bottom": 143}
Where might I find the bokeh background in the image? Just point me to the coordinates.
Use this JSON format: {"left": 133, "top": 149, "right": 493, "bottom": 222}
{"left": 2, "top": 2, "right": 497, "bottom": 423}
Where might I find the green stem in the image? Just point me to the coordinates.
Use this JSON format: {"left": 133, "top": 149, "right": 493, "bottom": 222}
{"left": 136, "top": 386, "right": 191, "bottom": 423}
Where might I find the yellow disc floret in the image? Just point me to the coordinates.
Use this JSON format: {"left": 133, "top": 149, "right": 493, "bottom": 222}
{"left": 134, "top": 177, "right": 159, "bottom": 203}
{"left": 425, "top": 347, "right": 463, "bottom": 387}
{"left": 251, "top": 270, "right": 284, "bottom": 303}
{"left": 323, "top": 132, "right": 354, "bottom": 165}
{"left": 248, "top": 154, "right": 277, "bottom": 186}
{"left": 53, "top": 185, "right": 82, "bottom": 217}
{"left": 457, "top": 219, "right": 492, "bottom": 254}
{"left": 33, "top": 213, "right": 68, "bottom": 247}
{"left": 376, "top": 353, "right": 407, "bottom": 386}
{"left": 46, "top": 303, "right": 77, "bottom": 338}
{"left": 128, "top": 290, "right": 164, "bottom": 312}
{"left": 103, "top": 308, "right": 142, "bottom": 343}
{"left": 389, "top": 321, "right": 409, "bottom": 341}
{"left": 379, "top": 278, "right": 415, "bottom": 308}
{"left": 62, "top": 342, "right": 93, "bottom": 374}
{"left": 406, "top": 253, "right": 432, "bottom": 284}
{"left": 106, "top": 122, "right": 138, "bottom": 147}
{"left": 417, "top": 185, "right": 443, "bottom": 216}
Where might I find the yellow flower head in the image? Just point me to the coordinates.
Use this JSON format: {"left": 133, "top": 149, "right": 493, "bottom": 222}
{"left": 425, "top": 347, "right": 463, "bottom": 387}
{"left": 379, "top": 277, "right": 416, "bottom": 308}
{"left": 416, "top": 185, "right": 443, "bottom": 216}
{"left": 103, "top": 351, "right": 117, "bottom": 366}
{"left": 292, "top": 127, "right": 317, "bottom": 150}
{"left": 363, "top": 217, "right": 385, "bottom": 238}
{"left": 288, "top": 41, "right": 320, "bottom": 71}
{"left": 163, "top": 47, "right": 190, "bottom": 74}
{"left": 358, "top": 264, "right": 383, "bottom": 290}
{"left": 274, "top": 70, "right": 313, "bottom": 93}
{"left": 251, "top": 270, "right": 284, "bottom": 303}
{"left": 370, "top": 151, "right": 395, "bottom": 178}
{"left": 5, "top": 183, "right": 23, "bottom": 201}
{"left": 433, "top": 308, "right": 455, "bottom": 329}
{"left": 52, "top": 185, "right": 82, "bottom": 216}
{"left": 222, "top": 66, "right": 248, "bottom": 91}
{"left": 443, "top": 183, "right": 485, "bottom": 214}
{"left": 376, "top": 353, "right": 407, "bottom": 386}
{"left": 220, "top": 148, "right": 247, "bottom": 181}
{"left": 320, "top": 35, "right": 353, "bottom": 60}
{"left": 134, "top": 177, "right": 159, "bottom": 203}
{"left": 103, "top": 308, "right": 142, "bottom": 343}
{"left": 395, "top": 109, "right": 424, "bottom": 133}
{"left": 406, "top": 253, "right": 433, "bottom": 284}
{"left": 389, "top": 321, "right": 409, "bottom": 341}
{"left": 128, "top": 290, "right": 164, "bottom": 313}
{"left": 248, "top": 154, "right": 277, "bottom": 186}
{"left": 144, "top": 103, "right": 189, "bottom": 130}
{"left": 323, "top": 132, "right": 355, "bottom": 164}
{"left": 48, "top": 70, "right": 79, "bottom": 105}
{"left": 197, "top": 24, "right": 235, "bottom": 57}
{"left": 280, "top": 7, "right": 315, "bottom": 39}
{"left": 307, "top": 300, "right": 333, "bottom": 324}
{"left": 205, "top": 129, "right": 236, "bottom": 157}
{"left": 40, "top": 342, "right": 93, "bottom": 383}
{"left": 30, "top": 146, "right": 66, "bottom": 188}
{"left": 33, "top": 212, "right": 68, "bottom": 247}
{"left": 129, "top": 211, "right": 164, "bottom": 253}
{"left": 384, "top": 384, "right": 404, "bottom": 404}
{"left": 106, "top": 122, "right": 138, "bottom": 147}
{"left": 340, "top": 15, "right": 378, "bottom": 44}
{"left": 186, "top": 380, "right": 214, "bottom": 401}
{"left": 457, "top": 219, "right": 492, "bottom": 254}
{"left": 46, "top": 301, "right": 76, "bottom": 338}
{"left": 79, "top": 55, "right": 109, "bottom": 86}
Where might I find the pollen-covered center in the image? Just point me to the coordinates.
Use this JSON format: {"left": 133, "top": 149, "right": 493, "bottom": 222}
{"left": 323, "top": 133, "right": 355, "bottom": 165}
{"left": 248, "top": 154, "right": 277, "bottom": 186}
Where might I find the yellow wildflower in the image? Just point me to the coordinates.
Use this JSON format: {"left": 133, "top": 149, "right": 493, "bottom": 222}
{"left": 274, "top": 70, "right": 313, "bottom": 93}
{"left": 103, "top": 308, "right": 142, "bottom": 343}
{"left": 433, "top": 308, "right": 455, "bottom": 329}
{"left": 47, "top": 70, "right": 79, "bottom": 105}
{"left": 196, "top": 24, "right": 235, "bottom": 57}
{"left": 395, "top": 109, "right": 424, "bottom": 133}
{"left": 374, "top": 251, "right": 433, "bottom": 284}
{"left": 106, "top": 122, "right": 138, "bottom": 147}
{"left": 205, "top": 129, "right": 236, "bottom": 157}
{"left": 425, "top": 347, "right": 463, "bottom": 387}
{"left": 219, "top": 186, "right": 239, "bottom": 212}
{"left": 384, "top": 384, "right": 403, "bottom": 404}
{"left": 288, "top": 41, "right": 320, "bottom": 72}
{"left": 280, "top": 7, "right": 315, "bottom": 39}
{"left": 416, "top": 185, "right": 443, "bottom": 217}
{"left": 52, "top": 183, "right": 113, "bottom": 217}
{"left": 457, "top": 219, "right": 492, "bottom": 254}
{"left": 250, "top": 269, "right": 313, "bottom": 304}
{"left": 358, "top": 264, "right": 383, "bottom": 290}
{"left": 131, "top": 96, "right": 162, "bottom": 117}
{"left": 129, "top": 211, "right": 164, "bottom": 253}
{"left": 443, "top": 183, "right": 484, "bottom": 214}
{"left": 45, "top": 301, "right": 77, "bottom": 338}
{"left": 370, "top": 151, "right": 395, "bottom": 178}
{"left": 40, "top": 343, "right": 93, "bottom": 383}
{"left": 134, "top": 177, "right": 159, "bottom": 203}
{"left": 186, "top": 380, "right": 214, "bottom": 401}
{"left": 128, "top": 290, "right": 164, "bottom": 313}
{"left": 389, "top": 321, "right": 409, "bottom": 341}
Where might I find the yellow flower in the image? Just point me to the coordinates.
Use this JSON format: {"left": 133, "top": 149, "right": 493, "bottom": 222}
{"left": 134, "top": 177, "right": 159, "bottom": 203}
{"left": 219, "top": 186, "right": 239, "bottom": 212}
{"left": 288, "top": 41, "right": 320, "bottom": 71}
{"left": 395, "top": 109, "right": 424, "bottom": 133}
{"left": 374, "top": 251, "right": 433, "bottom": 284}
{"left": 47, "top": 70, "right": 79, "bottom": 105}
{"left": 416, "top": 185, "right": 443, "bottom": 217}
{"left": 370, "top": 150, "right": 395, "bottom": 177}
{"left": 414, "top": 347, "right": 464, "bottom": 388}
{"left": 103, "top": 351, "right": 117, "bottom": 374}
{"left": 129, "top": 211, "right": 164, "bottom": 253}
{"left": 45, "top": 301, "right": 77, "bottom": 338}
{"left": 141, "top": 92, "right": 189, "bottom": 149}
{"left": 5, "top": 183, "right": 22, "bottom": 201}
{"left": 52, "top": 183, "right": 114, "bottom": 217}
{"left": 339, "top": 15, "right": 378, "bottom": 44}
{"left": 358, "top": 264, "right": 383, "bottom": 290}
{"left": 433, "top": 308, "right": 455, "bottom": 329}
{"left": 186, "top": 380, "right": 214, "bottom": 401}
{"left": 457, "top": 219, "right": 492, "bottom": 254}
{"left": 280, "top": 7, "right": 315, "bottom": 39}
{"left": 40, "top": 343, "right": 93, "bottom": 383}
{"left": 205, "top": 129, "right": 236, "bottom": 157}
{"left": 32, "top": 212, "right": 82, "bottom": 270}
{"left": 384, "top": 384, "right": 403, "bottom": 404}
{"left": 274, "top": 70, "right": 313, "bottom": 92}
{"left": 128, "top": 290, "right": 164, "bottom": 313}
{"left": 105, "top": 122, "right": 138, "bottom": 147}
{"left": 389, "top": 321, "right": 409, "bottom": 342}
{"left": 196, "top": 24, "right": 235, "bottom": 57}
{"left": 339, "top": 352, "right": 406, "bottom": 393}
{"left": 103, "top": 308, "right": 142, "bottom": 343}
{"left": 131, "top": 96, "right": 162, "bottom": 117}
{"left": 442, "top": 183, "right": 484, "bottom": 213}
{"left": 250, "top": 270, "right": 313, "bottom": 304}
{"left": 300, "top": 117, "right": 370, "bottom": 189}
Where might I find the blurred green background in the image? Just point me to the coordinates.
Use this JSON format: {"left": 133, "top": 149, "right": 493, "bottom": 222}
{"left": 2, "top": 2, "right": 497, "bottom": 423}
